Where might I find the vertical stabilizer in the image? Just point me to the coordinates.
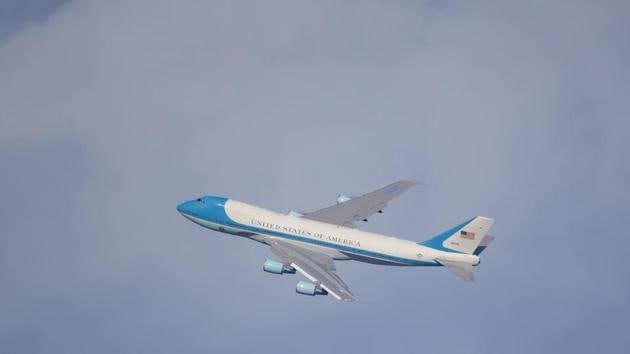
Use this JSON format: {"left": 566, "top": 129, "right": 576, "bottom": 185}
{"left": 421, "top": 216, "right": 494, "bottom": 254}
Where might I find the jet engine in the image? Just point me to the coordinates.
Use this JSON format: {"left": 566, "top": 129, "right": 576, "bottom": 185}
{"left": 287, "top": 210, "right": 304, "bottom": 217}
{"left": 263, "top": 259, "right": 295, "bottom": 274}
{"left": 336, "top": 194, "right": 352, "bottom": 204}
{"left": 295, "top": 281, "right": 328, "bottom": 296}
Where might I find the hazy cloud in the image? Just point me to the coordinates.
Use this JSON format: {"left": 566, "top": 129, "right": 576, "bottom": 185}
{"left": 1, "top": 1, "right": 629, "bottom": 353}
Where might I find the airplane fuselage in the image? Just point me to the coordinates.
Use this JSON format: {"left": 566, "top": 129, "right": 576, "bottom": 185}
{"left": 177, "top": 196, "right": 480, "bottom": 268}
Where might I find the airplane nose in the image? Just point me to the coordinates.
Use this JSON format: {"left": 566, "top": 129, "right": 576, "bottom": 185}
{"left": 176, "top": 201, "right": 191, "bottom": 214}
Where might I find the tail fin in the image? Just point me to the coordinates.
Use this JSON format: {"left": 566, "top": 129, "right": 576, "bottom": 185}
{"left": 421, "top": 216, "right": 494, "bottom": 254}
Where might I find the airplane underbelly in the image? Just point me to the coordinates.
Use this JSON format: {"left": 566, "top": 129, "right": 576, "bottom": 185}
{"left": 343, "top": 252, "right": 412, "bottom": 266}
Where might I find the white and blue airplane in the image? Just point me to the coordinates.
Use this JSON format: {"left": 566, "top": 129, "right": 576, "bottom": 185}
{"left": 177, "top": 181, "right": 495, "bottom": 302}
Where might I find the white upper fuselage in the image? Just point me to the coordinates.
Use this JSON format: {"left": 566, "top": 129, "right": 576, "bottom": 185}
{"left": 178, "top": 197, "right": 480, "bottom": 267}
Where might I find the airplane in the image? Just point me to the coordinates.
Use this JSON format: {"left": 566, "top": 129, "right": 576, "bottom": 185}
{"left": 176, "top": 181, "right": 495, "bottom": 302}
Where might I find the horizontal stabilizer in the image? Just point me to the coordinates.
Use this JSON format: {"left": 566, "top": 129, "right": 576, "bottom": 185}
{"left": 473, "top": 235, "right": 495, "bottom": 255}
{"left": 437, "top": 259, "right": 475, "bottom": 281}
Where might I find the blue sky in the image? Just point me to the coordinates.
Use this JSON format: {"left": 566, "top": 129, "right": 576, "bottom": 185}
{"left": 1, "top": 1, "right": 629, "bottom": 353}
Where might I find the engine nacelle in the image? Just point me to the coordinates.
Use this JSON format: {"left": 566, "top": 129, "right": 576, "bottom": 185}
{"left": 288, "top": 210, "right": 304, "bottom": 218}
{"left": 337, "top": 194, "right": 352, "bottom": 204}
{"left": 295, "top": 281, "right": 328, "bottom": 296}
{"left": 263, "top": 259, "right": 295, "bottom": 275}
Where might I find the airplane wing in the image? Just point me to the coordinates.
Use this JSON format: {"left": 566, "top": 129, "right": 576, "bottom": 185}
{"left": 266, "top": 238, "right": 358, "bottom": 302}
{"left": 303, "top": 180, "right": 417, "bottom": 228}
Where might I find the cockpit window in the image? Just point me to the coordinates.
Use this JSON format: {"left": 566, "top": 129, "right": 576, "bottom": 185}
{"left": 196, "top": 198, "right": 203, "bottom": 202}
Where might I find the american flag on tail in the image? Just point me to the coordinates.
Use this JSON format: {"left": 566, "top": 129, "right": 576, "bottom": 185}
{"left": 460, "top": 230, "right": 476, "bottom": 240}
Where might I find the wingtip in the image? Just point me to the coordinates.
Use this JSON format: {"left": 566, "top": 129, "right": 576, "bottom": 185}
{"left": 401, "top": 180, "right": 429, "bottom": 189}
{"left": 396, "top": 180, "right": 419, "bottom": 189}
